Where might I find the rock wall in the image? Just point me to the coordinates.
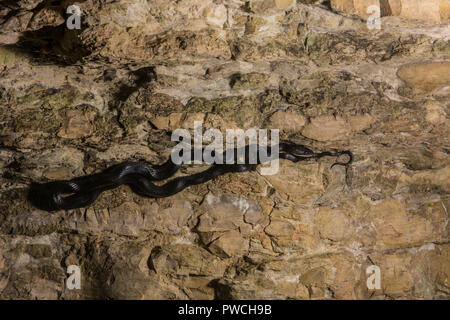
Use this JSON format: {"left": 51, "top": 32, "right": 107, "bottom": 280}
{"left": 0, "top": 0, "right": 448, "bottom": 299}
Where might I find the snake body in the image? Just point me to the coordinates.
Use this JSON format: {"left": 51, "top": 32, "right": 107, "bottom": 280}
{"left": 28, "top": 143, "right": 353, "bottom": 212}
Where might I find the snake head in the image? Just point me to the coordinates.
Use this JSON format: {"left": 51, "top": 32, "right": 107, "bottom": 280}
{"left": 28, "top": 182, "right": 63, "bottom": 212}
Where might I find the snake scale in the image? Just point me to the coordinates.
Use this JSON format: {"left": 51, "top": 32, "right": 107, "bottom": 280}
{"left": 28, "top": 142, "right": 353, "bottom": 212}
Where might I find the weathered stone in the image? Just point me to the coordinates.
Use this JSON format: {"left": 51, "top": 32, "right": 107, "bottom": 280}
{"left": 265, "top": 218, "right": 296, "bottom": 238}
{"left": 331, "top": 0, "right": 379, "bottom": 19}
{"left": 230, "top": 73, "right": 269, "bottom": 89}
{"left": 149, "top": 244, "right": 227, "bottom": 277}
{"left": 28, "top": 8, "right": 65, "bottom": 31}
{"left": 269, "top": 111, "right": 306, "bottom": 132}
{"left": 203, "top": 4, "right": 227, "bottom": 27}
{"left": 0, "top": 47, "right": 18, "bottom": 67}
{"left": 24, "top": 244, "right": 52, "bottom": 258}
{"left": 208, "top": 230, "right": 249, "bottom": 258}
{"left": 399, "top": 0, "right": 450, "bottom": 23}
{"left": 373, "top": 252, "right": 413, "bottom": 297}
{"left": 397, "top": 62, "right": 450, "bottom": 93}
{"left": 0, "top": 0, "right": 449, "bottom": 301}
{"left": 331, "top": 0, "right": 450, "bottom": 22}
{"left": 275, "top": 0, "right": 295, "bottom": 10}
{"left": 424, "top": 101, "right": 447, "bottom": 125}
{"left": 264, "top": 162, "right": 324, "bottom": 204}
{"left": 369, "top": 199, "right": 436, "bottom": 249}
{"left": 143, "top": 200, "right": 193, "bottom": 234}
{"left": 58, "top": 109, "right": 95, "bottom": 139}
{"left": 181, "top": 276, "right": 215, "bottom": 299}
{"left": 301, "top": 115, "right": 351, "bottom": 141}
{"left": 314, "top": 207, "right": 352, "bottom": 241}
{"left": 349, "top": 114, "right": 374, "bottom": 131}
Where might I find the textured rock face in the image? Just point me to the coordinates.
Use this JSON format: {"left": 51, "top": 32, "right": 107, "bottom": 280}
{"left": 331, "top": 0, "right": 450, "bottom": 22}
{"left": 0, "top": 0, "right": 449, "bottom": 300}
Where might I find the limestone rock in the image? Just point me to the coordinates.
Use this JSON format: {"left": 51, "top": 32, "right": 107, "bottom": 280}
{"left": 369, "top": 199, "right": 436, "bottom": 249}
{"left": 301, "top": 115, "right": 351, "bottom": 141}
{"left": 58, "top": 109, "right": 95, "bottom": 139}
{"left": 264, "top": 162, "right": 324, "bottom": 204}
{"left": 331, "top": 0, "right": 450, "bottom": 22}
{"left": 0, "top": 0, "right": 449, "bottom": 300}
{"left": 230, "top": 73, "right": 270, "bottom": 89}
{"left": 314, "top": 207, "right": 352, "bottom": 241}
{"left": 425, "top": 100, "right": 447, "bottom": 125}
{"left": 275, "top": 0, "right": 295, "bottom": 10}
{"left": 208, "top": 230, "right": 249, "bottom": 258}
{"left": 399, "top": 0, "right": 450, "bottom": 23}
{"left": 331, "top": 0, "right": 381, "bottom": 19}
{"left": 149, "top": 244, "right": 227, "bottom": 277}
{"left": 397, "top": 62, "right": 450, "bottom": 94}
{"left": 269, "top": 111, "right": 306, "bottom": 132}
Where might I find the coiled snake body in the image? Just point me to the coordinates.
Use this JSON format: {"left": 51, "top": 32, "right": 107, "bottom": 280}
{"left": 29, "top": 143, "right": 353, "bottom": 212}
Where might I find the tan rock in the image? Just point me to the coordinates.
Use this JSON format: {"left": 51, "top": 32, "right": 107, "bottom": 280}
{"left": 353, "top": 0, "right": 381, "bottom": 19}
{"left": 43, "top": 167, "right": 73, "bottom": 180}
{"left": 169, "top": 112, "right": 183, "bottom": 130}
{"left": 399, "top": 0, "right": 449, "bottom": 23}
{"left": 269, "top": 110, "right": 306, "bottom": 132}
{"left": 430, "top": 245, "right": 450, "bottom": 290}
{"left": 425, "top": 100, "right": 447, "bottom": 124}
{"left": 0, "top": 47, "right": 17, "bottom": 67}
{"left": 314, "top": 207, "right": 352, "bottom": 241}
{"left": 94, "top": 144, "right": 157, "bottom": 162}
{"left": 181, "top": 276, "right": 215, "bottom": 300}
{"left": 385, "top": 0, "right": 402, "bottom": 16}
{"left": 369, "top": 199, "right": 435, "bottom": 249}
{"left": 250, "top": 0, "right": 294, "bottom": 13}
{"left": 398, "top": 165, "right": 450, "bottom": 192}
{"left": 299, "top": 267, "right": 327, "bottom": 298}
{"left": 295, "top": 253, "right": 361, "bottom": 299}
{"left": 208, "top": 230, "right": 249, "bottom": 258}
{"left": 397, "top": 62, "right": 450, "bottom": 94}
{"left": 274, "top": 281, "right": 310, "bottom": 299}
{"left": 104, "top": 202, "right": 144, "bottom": 236}
{"left": 150, "top": 115, "right": 169, "bottom": 130}
{"left": 58, "top": 109, "right": 94, "bottom": 139}
{"left": 25, "top": 147, "right": 85, "bottom": 179}
{"left": 441, "top": 0, "right": 450, "bottom": 20}
{"left": 244, "top": 17, "right": 268, "bottom": 35}
{"left": 264, "top": 162, "right": 324, "bottom": 204}
{"left": 197, "top": 193, "right": 264, "bottom": 234}
{"left": 349, "top": 114, "right": 374, "bottom": 131}
{"left": 28, "top": 7, "right": 65, "bottom": 31}
{"left": 230, "top": 72, "right": 269, "bottom": 89}
{"left": 331, "top": 0, "right": 380, "bottom": 19}
{"left": 275, "top": 0, "right": 295, "bottom": 10}
{"left": 331, "top": 0, "right": 357, "bottom": 15}
{"left": 203, "top": 4, "right": 227, "bottom": 27}
{"left": 301, "top": 115, "right": 351, "bottom": 141}
{"left": 181, "top": 112, "right": 206, "bottom": 129}
{"left": 331, "top": 0, "right": 450, "bottom": 22}
{"left": 374, "top": 252, "right": 413, "bottom": 296}
{"left": 149, "top": 244, "right": 227, "bottom": 277}
{"left": 265, "top": 218, "right": 296, "bottom": 238}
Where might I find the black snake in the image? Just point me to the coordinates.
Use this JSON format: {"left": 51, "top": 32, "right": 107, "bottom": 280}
{"left": 28, "top": 143, "right": 353, "bottom": 212}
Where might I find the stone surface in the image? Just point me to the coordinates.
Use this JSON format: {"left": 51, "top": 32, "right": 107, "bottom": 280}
{"left": 301, "top": 115, "right": 351, "bottom": 141}
{"left": 331, "top": 0, "right": 450, "bottom": 22}
{"left": 397, "top": 62, "right": 450, "bottom": 94}
{"left": 269, "top": 111, "right": 306, "bottom": 132}
{"left": 0, "top": 0, "right": 448, "bottom": 300}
